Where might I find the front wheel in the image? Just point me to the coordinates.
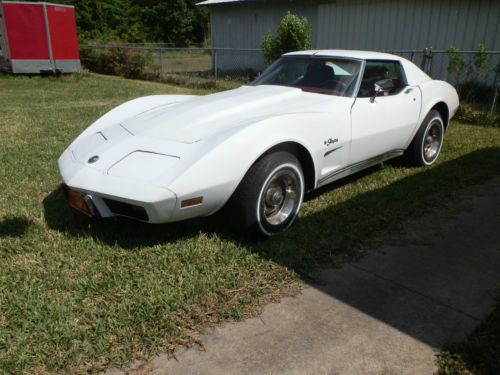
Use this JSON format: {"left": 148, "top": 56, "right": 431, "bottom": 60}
{"left": 227, "top": 151, "right": 304, "bottom": 239}
{"left": 405, "top": 109, "right": 445, "bottom": 166}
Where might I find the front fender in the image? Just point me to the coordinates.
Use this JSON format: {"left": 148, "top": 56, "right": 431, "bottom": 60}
{"left": 167, "top": 111, "right": 349, "bottom": 216}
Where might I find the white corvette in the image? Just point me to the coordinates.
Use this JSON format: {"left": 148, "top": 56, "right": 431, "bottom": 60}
{"left": 59, "top": 50, "right": 459, "bottom": 237}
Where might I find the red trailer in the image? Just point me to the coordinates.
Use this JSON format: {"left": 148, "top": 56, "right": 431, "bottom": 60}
{"left": 0, "top": 1, "right": 80, "bottom": 74}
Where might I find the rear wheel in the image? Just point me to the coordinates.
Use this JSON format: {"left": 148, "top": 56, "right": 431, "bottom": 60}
{"left": 227, "top": 152, "right": 304, "bottom": 239}
{"left": 405, "top": 109, "right": 445, "bottom": 166}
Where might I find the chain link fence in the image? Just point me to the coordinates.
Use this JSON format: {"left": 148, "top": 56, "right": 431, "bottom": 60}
{"left": 388, "top": 48, "right": 500, "bottom": 114}
{"left": 80, "top": 44, "right": 264, "bottom": 89}
{"left": 80, "top": 44, "right": 499, "bottom": 117}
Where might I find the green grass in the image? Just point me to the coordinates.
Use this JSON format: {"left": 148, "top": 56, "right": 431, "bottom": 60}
{"left": 0, "top": 73, "right": 499, "bottom": 374}
{"left": 153, "top": 50, "right": 212, "bottom": 73}
{"left": 436, "top": 297, "right": 500, "bottom": 375}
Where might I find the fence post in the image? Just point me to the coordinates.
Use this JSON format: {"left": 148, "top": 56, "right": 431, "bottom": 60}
{"left": 490, "top": 60, "right": 500, "bottom": 114}
{"left": 420, "top": 48, "right": 427, "bottom": 71}
{"left": 427, "top": 48, "right": 433, "bottom": 75}
{"left": 421, "top": 47, "right": 433, "bottom": 75}
{"left": 159, "top": 48, "right": 163, "bottom": 79}
{"left": 214, "top": 48, "right": 218, "bottom": 85}
{"left": 213, "top": 48, "right": 219, "bottom": 86}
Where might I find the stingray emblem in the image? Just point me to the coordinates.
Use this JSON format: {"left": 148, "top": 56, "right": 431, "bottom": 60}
{"left": 88, "top": 155, "right": 99, "bottom": 164}
{"left": 324, "top": 138, "right": 339, "bottom": 146}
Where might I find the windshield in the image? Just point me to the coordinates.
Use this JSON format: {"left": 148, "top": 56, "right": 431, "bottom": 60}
{"left": 252, "top": 56, "right": 363, "bottom": 97}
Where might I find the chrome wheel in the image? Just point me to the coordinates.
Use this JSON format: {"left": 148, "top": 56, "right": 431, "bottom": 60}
{"left": 228, "top": 151, "right": 304, "bottom": 239}
{"left": 423, "top": 120, "right": 443, "bottom": 163}
{"left": 405, "top": 109, "right": 445, "bottom": 167}
{"left": 260, "top": 168, "right": 301, "bottom": 227}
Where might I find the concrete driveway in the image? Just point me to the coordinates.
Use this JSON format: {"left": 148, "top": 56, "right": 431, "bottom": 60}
{"left": 108, "top": 177, "right": 500, "bottom": 375}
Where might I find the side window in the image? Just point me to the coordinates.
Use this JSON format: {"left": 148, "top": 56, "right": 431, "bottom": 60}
{"left": 357, "top": 61, "right": 407, "bottom": 98}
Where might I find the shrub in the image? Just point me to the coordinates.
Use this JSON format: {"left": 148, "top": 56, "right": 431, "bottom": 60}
{"left": 79, "top": 47, "right": 103, "bottom": 73}
{"left": 447, "top": 43, "right": 491, "bottom": 101}
{"left": 455, "top": 103, "right": 499, "bottom": 127}
{"left": 114, "top": 49, "right": 149, "bottom": 79}
{"left": 261, "top": 12, "right": 312, "bottom": 65}
{"left": 79, "top": 45, "right": 152, "bottom": 79}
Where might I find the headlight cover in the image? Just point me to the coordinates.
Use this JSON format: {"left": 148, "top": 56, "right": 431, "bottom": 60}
{"left": 107, "top": 151, "right": 179, "bottom": 183}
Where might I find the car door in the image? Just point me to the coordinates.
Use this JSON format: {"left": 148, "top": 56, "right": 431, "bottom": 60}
{"left": 349, "top": 60, "right": 421, "bottom": 165}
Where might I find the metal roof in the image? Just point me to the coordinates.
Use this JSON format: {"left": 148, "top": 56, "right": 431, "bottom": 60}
{"left": 1, "top": 1, "right": 74, "bottom": 8}
{"left": 197, "top": 0, "right": 253, "bottom": 5}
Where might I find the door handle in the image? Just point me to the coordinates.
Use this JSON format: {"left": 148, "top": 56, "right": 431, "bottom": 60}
{"left": 404, "top": 88, "right": 414, "bottom": 94}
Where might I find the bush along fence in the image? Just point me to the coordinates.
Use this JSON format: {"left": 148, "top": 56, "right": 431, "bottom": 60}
{"left": 80, "top": 44, "right": 500, "bottom": 125}
{"left": 80, "top": 44, "right": 264, "bottom": 89}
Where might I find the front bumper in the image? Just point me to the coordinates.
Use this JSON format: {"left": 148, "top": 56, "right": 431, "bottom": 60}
{"left": 62, "top": 184, "right": 153, "bottom": 221}
{"left": 58, "top": 149, "right": 178, "bottom": 223}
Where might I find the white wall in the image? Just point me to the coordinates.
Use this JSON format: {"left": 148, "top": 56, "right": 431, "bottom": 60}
{"left": 208, "top": 0, "right": 500, "bottom": 79}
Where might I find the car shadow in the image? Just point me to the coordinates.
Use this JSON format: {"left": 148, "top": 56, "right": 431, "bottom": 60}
{"left": 0, "top": 216, "right": 32, "bottom": 238}
{"left": 43, "top": 186, "right": 236, "bottom": 248}
{"left": 43, "top": 165, "right": 386, "bottom": 251}
{"left": 42, "top": 163, "right": 385, "bottom": 250}
{"left": 43, "top": 147, "right": 500, "bottom": 350}
{"left": 43, "top": 147, "right": 499, "bottom": 255}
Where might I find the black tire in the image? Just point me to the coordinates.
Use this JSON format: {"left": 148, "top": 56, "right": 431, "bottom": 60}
{"left": 405, "top": 109, "right": 445, "bottom": 167}
{"left": 226, "top": 151, "right": 304, "bottom": 239}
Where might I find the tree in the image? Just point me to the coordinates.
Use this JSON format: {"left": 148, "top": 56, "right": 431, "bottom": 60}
{"left": 261, "top": 12, "right": 312, "bottom": 64}
{"left": 22, "top": 0, "right": 209, "bottom": 45}
{"left": 134, "top": 0, "right": 208, "bottom": 46}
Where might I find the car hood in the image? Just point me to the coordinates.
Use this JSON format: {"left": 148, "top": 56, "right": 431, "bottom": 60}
{"left": 119, "top": 85, "right": 331, "bottom": 143}
{"left": 69, "top": 85, "right": 346, "bottom": 181}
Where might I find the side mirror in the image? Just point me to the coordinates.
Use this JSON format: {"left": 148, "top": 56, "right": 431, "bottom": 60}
{"left": 370, "top": 79, "right": 394, "bottom": 103}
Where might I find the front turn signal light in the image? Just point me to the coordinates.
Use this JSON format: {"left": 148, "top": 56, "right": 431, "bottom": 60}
{"left": 181, "top": 196, "right": 203, "bottom": 208}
